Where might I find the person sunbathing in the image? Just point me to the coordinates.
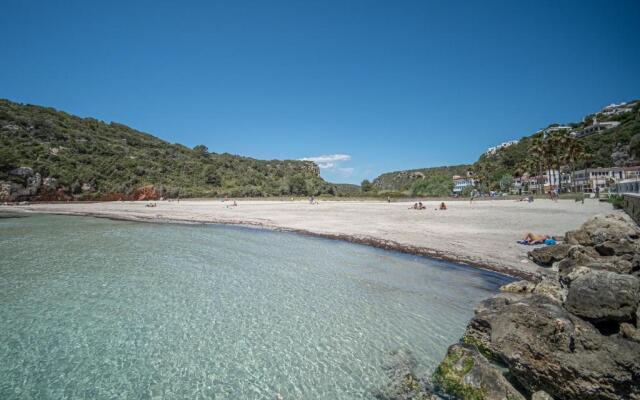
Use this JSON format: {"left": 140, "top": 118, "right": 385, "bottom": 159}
{"left": 520, "top": 232, "right": 550, "bottom": 245}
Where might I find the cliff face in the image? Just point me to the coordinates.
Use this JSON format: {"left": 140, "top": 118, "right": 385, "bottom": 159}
{"left": 372, "top": 165, "right": 471, "bottom": 192}
{"left": 0, "top": 99, "right": 332, "bottom": 200}
{"left": 431, "top": 214, "right": 640, "bottom": 400}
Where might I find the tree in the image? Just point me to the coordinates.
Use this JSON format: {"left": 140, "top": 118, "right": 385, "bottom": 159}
{"left": 564, "top": 138, "right": 585, "bottom": 192}
{"left": 193, "top": 144, "right": 209, "bottom": 156}
{"left": 499, "top": 173, "right": 514, "bottom": 193}
{"left": 409, "top": 176, "right": 453, "bottom": 197}
{"left": 361, "top": 179, "right": 373, "bottom": 192}
{"left": 288, "top": 174, "right": 307, "bottom": 195}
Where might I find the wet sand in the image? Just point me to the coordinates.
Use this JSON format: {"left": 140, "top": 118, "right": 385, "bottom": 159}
{"left": 7, "top": 198, "right": 615, "bottom": 279}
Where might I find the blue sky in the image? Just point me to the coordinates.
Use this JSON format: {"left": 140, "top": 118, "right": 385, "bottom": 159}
{"left": 1, "top": 1, "right": 639, "bottom": 184}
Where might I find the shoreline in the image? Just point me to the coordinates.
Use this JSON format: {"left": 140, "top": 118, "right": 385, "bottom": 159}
{"left": 5, "top": 199, "right": 616, "bottom": 280}
{"left": 9, "top": 207, "right": 533, "bottom": 280}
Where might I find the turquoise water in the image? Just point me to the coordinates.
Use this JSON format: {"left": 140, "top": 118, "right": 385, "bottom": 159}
{"left": 0, "top": 214, "right": 511, "bottom": 399}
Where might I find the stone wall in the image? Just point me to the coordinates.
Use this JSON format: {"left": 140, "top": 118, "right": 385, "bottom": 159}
{"left": 623, "top": 194, "right": 640, "bottom": 224}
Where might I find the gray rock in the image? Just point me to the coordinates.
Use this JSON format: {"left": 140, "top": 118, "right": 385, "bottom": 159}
{"left": 531, "top": 391, "right": 554, "bottom": 400}
{"left": 586, "top": 257, "right": 634, "bottom": 275}
{"left": 532, "top": 279, "right": 566, "bottom": 303}
{"left": 595, "top": 240, "right": 638, "bottom": 256}
{"left": 466, "top": 295, "right": 640, "bottom": 399}
{"left": 500, "top": 280, "right": 536, "bottom": 294}
{"left": 8, "top": 167, "right": 34, "bottom": 177}
{"left": 564, "top": 229, "right": 593, "bottom": 246}
{"left": 43, "top": 177, "right": 58, "bottom": 189}
{"left": 0, "top": 181, "right": 11, "bottom": 201}
{"left": 528, "top": 244, "right": 572, "bottom": 267}
{"left": 583, "top": 214, "right": 640, "bottom": 243}
{"left": 565, "top": 269, "right": 639, "bottom": 323}
{"left": 374, "top": 349, "right": 441, "bottom": 400}
{"left": 432, "top": 344, "right": 525, "bottom": 400}
{"left": 620, "top": 323, "right": 640, "bottom": 343}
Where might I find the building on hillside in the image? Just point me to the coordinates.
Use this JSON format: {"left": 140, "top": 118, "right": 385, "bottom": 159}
{"left": 572, "top": 167, "right": 640, "bottom": 193}
{"left": 485, "top": 140, "right": 519, "bottom": 155}
{"left": 537, "top": 125, "right": 573, "bottom": 138}
{"left": 573, "top": 116, "right": 620, "bottom": 138}
{"left": 452, "top": 175, "right": 475, "bottom": 195}
{"left": 601, "top": 102, "right": 636, "bottom": 116}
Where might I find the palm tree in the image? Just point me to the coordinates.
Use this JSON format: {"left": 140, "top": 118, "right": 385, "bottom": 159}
{"left": 564, "top": 139, "right": 585, "bottom": 192}
{"left": 529, "top": 137, "right": 545, "bottom": 194}
{"left": 542, "top": 138, "right": 556, "bottom": 193}
{"left": 552, "top": 131, "right": 571, "bottom": 192}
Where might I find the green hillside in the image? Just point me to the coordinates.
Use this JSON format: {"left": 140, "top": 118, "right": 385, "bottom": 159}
{"left": 473, "top": 101, "right": 640, "bottom": 191}
{"left": 0, "top": 99, "right": 335, "bottom": 201}
{"left": 371, "top": 100, "right": 640, "bottom": 195}
{"left": 371, "top": 164, "right": 472, "bottom": 196}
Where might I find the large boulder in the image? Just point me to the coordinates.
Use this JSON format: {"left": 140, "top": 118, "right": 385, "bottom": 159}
{"left": 465, "top": 295, "right": 640, "bottom": 399}
{"left": 595, "top": 240, "right": 638, "bottom": 257}
{"left": 577, "top": 214, "right": 640, "bottom": 245}
{"left": 374, "top": 349, "right": 441, "bottom": 400}
{"left": 528, "top": 244, "right": 572, "bottom": 266}
{"left": 565, "top": 269, "right": 639, "bottom": 323}
{"left": 432, "top": 344, "right": 525, "bottom": 400}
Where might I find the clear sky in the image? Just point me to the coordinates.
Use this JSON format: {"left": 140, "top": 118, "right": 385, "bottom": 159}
{"left": 1, "top": 1, "right": 639, "bottom": 184}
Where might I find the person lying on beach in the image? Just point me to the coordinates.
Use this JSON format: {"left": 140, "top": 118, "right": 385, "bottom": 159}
{"left": 409, "top": 203, "right": 418, "bottom": 209}
{"left": 518, "top": 232, "right": 555, "bottom": 245}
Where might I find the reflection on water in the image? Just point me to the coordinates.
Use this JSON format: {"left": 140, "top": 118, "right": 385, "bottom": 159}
{"left": 0, "top": 214, "right": 511, "bottom": 399}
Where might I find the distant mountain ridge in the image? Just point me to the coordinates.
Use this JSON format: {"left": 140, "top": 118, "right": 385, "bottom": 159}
{"left": 0, "top": 99, "right": 336, "bottom": 201}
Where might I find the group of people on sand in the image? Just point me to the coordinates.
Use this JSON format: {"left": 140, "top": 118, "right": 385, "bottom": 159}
{"left": 409, "top": 201, "right": 447, "bottom": 210}
{"left": 222, "top": 196, "right": 238, "bottom": 208}
{"left": 145, "top": 202, "right": 157, "bottom": 208}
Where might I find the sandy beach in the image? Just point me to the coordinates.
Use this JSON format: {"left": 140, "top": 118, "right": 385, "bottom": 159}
{"left": 5, "top": 198, "right": 615, "bottom": 279}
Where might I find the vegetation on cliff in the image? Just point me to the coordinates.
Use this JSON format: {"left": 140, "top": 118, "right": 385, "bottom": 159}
{"left": 0, "top": 99, "right": 336, "bottom": 200}
{"left": 371, "top": 165, "right": 471, "bottom": 196}
{"left": 370, "top": 100, "right": 640, "bottom": 194}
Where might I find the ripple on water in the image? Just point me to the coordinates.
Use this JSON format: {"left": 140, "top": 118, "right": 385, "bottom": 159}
{"left": 0, "top": 214, "right": 512, "bottom": 399}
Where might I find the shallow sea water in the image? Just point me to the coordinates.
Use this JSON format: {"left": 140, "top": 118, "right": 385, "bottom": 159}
{"left": 0, "top": 214, "right": 511, "bottom": 399}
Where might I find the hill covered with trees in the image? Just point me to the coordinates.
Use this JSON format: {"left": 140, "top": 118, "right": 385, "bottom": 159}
{"left": 368, "top": 165, "right": 471, "bottom": 196}
{"left": 0, "top": 99, "right": 336, "bottom": 201}
{"left": 473, "top": 100, "right": 640, "bottom": 192}
{"left": 368, "top": 100, "right": 640, "bottom": 195}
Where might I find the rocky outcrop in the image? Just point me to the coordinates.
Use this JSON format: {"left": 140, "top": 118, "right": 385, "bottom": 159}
{"left": 133, "top": 185, "right": 159, "bottom": 201}
{"left": 433, "top": 344, "right": 525, "bottom": 400}
{"left": 433, "top": 214, "right": 640, "bottom": 400}
{"left": 528, "top": 244, "right": 572, "bottom": 266}
{"left": 0, "top": 166, "right": 42, "bottom": 201}
{"left": 565, "top": 269, "right": 639, "bottom": 323}
{"left": 374, "top": 349, "right": 441, "bottom": 400}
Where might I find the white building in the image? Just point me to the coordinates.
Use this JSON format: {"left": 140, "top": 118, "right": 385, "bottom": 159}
{"left": 452, "top": 175, "right": 475, "bottom": 194}
{"left": 537, "top": 125, "right": 573, "bottom": 138}
{"left": 572, "top": 167, "right": 640, "bottom": 192}
{"left": 573, "top": 116, "right": 620, "bottom": 138}
{"left": 601, "top": 102, "right": 635, "bottom": 116}
{"left": 485, "top": 140, "right": 519, "bottom": 155}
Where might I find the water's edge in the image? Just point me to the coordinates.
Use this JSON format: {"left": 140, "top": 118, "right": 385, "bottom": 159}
{"left": 4, "top": 207, "right": 533, "bottom": 280}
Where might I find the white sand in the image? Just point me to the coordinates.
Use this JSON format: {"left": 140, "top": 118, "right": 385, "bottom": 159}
{"left": 7, "top": 198, "right": 615, "bottom": 278}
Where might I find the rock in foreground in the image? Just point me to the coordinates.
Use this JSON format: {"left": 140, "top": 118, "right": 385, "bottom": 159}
{"left": 432, "top": 214, "right": 640, "bottom": 400}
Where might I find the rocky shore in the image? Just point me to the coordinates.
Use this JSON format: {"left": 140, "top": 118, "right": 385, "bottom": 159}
{"left": 388, "top": 213, "right": 639, "bottom": 400}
